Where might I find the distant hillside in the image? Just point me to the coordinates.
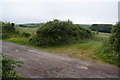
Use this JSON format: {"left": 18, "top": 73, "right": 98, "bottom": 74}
{"left": 89, "top": 24, "right": 113, "bottom": 33}
{"left": 80, "top": 24, "right": 91, "bottom": 27}
{"left": 16, "top": 23, "right": 44, "bottom": 28}
{"left": 16, "top": 23, "right": 91, "bottom": 28}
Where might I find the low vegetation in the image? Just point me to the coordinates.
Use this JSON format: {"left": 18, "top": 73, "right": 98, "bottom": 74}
{"left": 95, "top": 39, "right": 119, "bottom": 66}
{"left": 2, "top": 55, "right": 22, "bottom": 79}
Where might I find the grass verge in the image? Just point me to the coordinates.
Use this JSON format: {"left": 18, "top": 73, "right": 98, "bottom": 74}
{"left": 95, "top": 39, "right": 119, "bottom": 67}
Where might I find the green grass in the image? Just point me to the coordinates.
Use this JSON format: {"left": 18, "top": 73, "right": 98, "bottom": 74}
{"left": 4, "top": 34, "right": 35, "bottom": 47}
{"left": 4, "top": 27, "right": 118, "bottom": 66}
{"left": 95, "top": 39, "right": 119, "bottom": 67}
{"left": 97, "top": 32, "right": 111, "bottom": 38}
{"left": 15, "top": 27, "right": 38, "bottom": 34}
{"left": 78, "top": 41, "right": 96, "bottom": 50}
{"left": 96, "top": 47, "right": 118, "bottom": 67}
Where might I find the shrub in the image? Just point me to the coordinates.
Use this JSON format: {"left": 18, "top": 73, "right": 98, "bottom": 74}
{"left": 21, "top": 32, "right": 31, "bottom": 38}
{"left": 109, "top": 22, "right": 120, "bottom": 66}
{"left": 2, "top": 22, "right": 15, "bottom": 33}
{"left": 110, "top": 22, "right": 120, "bottom": 53}
{"left": 31, "top": 19, "right": 94, "bottom": 46}
{"left": 2, "top": 22, "right": 16, "bottom": 39}
{"left": 2, "top": 56, "right": 23, "bottom": 79}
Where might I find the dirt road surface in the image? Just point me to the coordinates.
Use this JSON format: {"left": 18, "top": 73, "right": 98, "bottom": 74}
{"left": 1, "top": 41, "right": 119, "bottom": 78}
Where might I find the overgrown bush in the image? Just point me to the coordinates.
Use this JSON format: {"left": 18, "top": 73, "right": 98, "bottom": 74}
{"left": 2, "top": 22, "right": 15, "bottom": 33}
{"left": 2, "top": 22, "right": 16, "bottom": 39}
{"left": 31, "top": 19, "right": 94, "bottom": 46}
{"left": 110, "top": 22, "right": 120, "bottom": 54}
{"left": 109, "top": 22, "right": 120, "bottom": 66}
{"left": 2, "top": 56, "right": 23, "bottom": 79}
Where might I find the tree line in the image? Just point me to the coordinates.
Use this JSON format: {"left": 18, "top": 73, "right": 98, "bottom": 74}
{"left": 89, "top": 24, "right": 113, "bottom": 33}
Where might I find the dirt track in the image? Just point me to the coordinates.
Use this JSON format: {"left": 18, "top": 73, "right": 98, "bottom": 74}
{"left": 1, "top": 40, "right": 119, "bottom": 78}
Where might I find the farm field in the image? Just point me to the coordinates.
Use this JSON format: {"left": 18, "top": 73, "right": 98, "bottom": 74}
{"left": 15, "top": 27, "right": 38, "bottom": 34}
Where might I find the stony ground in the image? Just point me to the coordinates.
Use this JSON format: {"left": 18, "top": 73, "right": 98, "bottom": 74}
{"left": 1, "top": 40, "right": 119, "bottom": 78}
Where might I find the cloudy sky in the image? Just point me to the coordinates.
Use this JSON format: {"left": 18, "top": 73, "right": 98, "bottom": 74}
{"left": 0, "top": 0, "right": 119, "bottom": 24}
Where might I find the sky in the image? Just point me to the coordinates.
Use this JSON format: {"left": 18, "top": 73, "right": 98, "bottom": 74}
{"left": 0, "top": 0, "right": 119, "bottom": 24}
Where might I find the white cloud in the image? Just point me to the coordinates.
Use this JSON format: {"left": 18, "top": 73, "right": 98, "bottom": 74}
{"left": 1, "top": 0, "right": 118, "bottom": 24}
{"left": 1, "top": 0, "right": 119, "bottom": 3}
